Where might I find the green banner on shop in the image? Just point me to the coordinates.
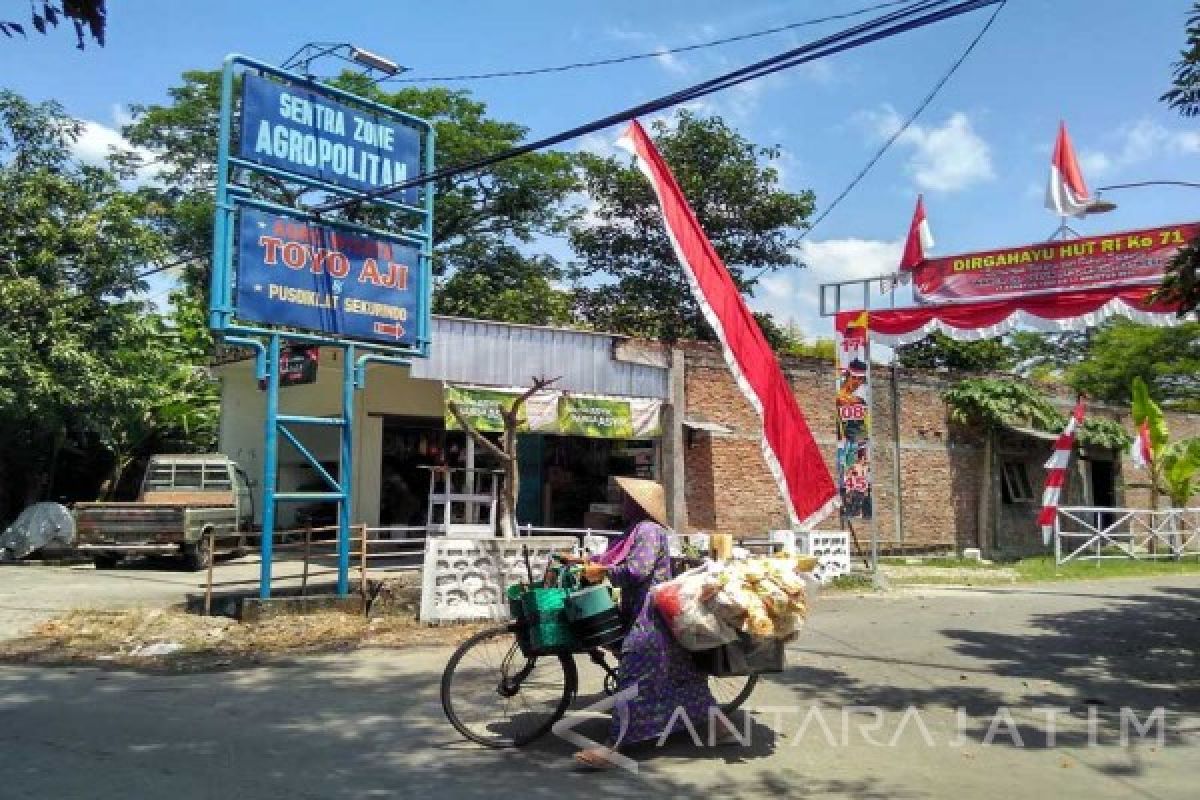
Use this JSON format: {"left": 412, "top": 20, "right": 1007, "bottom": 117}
{"left": 444, "top": 386, "right": 661, "bottom": 439}
{"left": 558, "top": 396, "right": 635, "bottom": 439}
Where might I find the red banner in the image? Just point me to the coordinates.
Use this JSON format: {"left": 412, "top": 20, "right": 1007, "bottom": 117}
{"left": 913, "top": 221, "right": 1199, "bottom": 303}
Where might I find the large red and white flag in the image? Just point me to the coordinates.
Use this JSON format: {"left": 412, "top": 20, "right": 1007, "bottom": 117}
{"left": 1045, "top": 121, "right": 1092, "bottom": 218}
{"left": 1037, "top": 398, "right": 1086, "bottom": 545}
{"left": 1129, "top": 421, "right": 1153, "bottom": 469}
{"left": 616, "top": 120, "right": 838, "bottom": 528}
{"left": 899, "top": 194, "right": 934, "bottom": 273}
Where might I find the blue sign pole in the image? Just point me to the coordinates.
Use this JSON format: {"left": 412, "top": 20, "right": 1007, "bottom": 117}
{"left": 211, "top": 55, "right": 435, "bottom": 600}
{"left": 260, "top": 334, "right": 281, "bottom": 599}
{"left": 338, "top": 343, "right": 355, "bottom": 596}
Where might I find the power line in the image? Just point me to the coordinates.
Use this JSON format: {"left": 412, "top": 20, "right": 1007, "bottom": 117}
{"left": 382, "top": 0, "right": 914, "bottom": 84}
{"left": 314, "top": 0, "right": 1003, "bottom": 215}
{"left": 798, "top": 0, "right": 1006, "bottom": 241}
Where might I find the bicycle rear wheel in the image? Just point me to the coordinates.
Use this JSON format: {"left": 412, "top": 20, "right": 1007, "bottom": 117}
{"left": 441, "top": 625, "right": 577, "bottom": 748}
{"left": 710, "top": 673, "right": 758, "bottom": 714}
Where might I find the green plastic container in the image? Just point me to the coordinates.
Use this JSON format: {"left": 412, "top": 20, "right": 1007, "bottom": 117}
{"left": 506, "top": 583, "right": 526, "bottom": 622}
{"left": 521, "top": 587, "right": 567, "bottom": 617}
{"left": 565, "top": 585, "right": 616, "bottom": 623}
{"left": 527, "top": 612, "right": 576, "bottom": 652}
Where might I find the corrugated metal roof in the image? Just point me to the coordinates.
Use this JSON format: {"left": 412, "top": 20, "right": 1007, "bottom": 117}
{"left": 410, "top": 316, "right": 668, "bottom": 399}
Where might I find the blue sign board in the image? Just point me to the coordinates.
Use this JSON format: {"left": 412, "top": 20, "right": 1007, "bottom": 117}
{"left": 236, "top": 208, "right": 422, "bottom": 347}
{"left": 239, "top": 73, "right": 421, "bottom": 205}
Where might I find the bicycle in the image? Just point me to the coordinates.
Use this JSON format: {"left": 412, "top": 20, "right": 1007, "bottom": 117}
{"left": 440, "top": 619, "right": 758, "bottom": 748}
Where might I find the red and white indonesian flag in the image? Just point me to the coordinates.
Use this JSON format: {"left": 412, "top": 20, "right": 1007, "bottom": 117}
{"left": 1037, "top": 398, "right": 1086, "bottom": 545}
{"left": 899, "top": 194, "right": 934, "bottom": 273}
{"left": 616, "top": 120, "right": 838, "bottom": 528}
{"left": 1045, "top": 121, "right": 1092, "bottom": 218}
{"left": 1129, "top": 421, "right": 1153, "bottom": 469}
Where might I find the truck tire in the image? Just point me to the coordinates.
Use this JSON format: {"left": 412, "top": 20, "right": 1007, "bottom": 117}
{"left": 92, "top": 553, "right": 121, "bottom": 570}
{"left": 184, "top": 535, "right": 213, "bottom": 571}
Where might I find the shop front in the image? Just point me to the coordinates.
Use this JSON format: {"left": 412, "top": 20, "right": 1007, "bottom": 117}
{"left": 214, "top": 315, "right": 671, "bottom": 533}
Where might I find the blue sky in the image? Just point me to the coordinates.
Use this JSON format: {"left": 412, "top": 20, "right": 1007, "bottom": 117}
{"left": 2, "top": 0, "right": 1198, "bottom": 338}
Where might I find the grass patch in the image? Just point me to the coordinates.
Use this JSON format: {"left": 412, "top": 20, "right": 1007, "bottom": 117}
{"left": 883, "top": 557, "right": 1006, "bottom": 570}
{"left": 0, "top": 607, "right": 488, "bottom": 672}
{"left": 1014, "top": 555, "right": 1200, "bottom": 582}
{"left": 828, "top": 573, "right": 876, "bottom": 591}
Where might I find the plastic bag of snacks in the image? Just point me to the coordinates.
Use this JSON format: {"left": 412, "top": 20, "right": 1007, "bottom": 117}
{"left": 708, "top": 556, "right": 817, "bottom": 640}
{"left": 651, "top": 567, "right": 738, "bottom": 651}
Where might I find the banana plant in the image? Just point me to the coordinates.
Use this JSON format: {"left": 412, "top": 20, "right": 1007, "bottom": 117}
{"left": 1161, "top": 438, "right": 1200, "bottom": 507}
{"left": 1130, "top": 376, "right": 1200, "bottom": 509}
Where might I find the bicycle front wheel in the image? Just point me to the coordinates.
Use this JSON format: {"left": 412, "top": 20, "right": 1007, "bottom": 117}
{"left": 440, "top": 625, "right": 577, "bottom": 748}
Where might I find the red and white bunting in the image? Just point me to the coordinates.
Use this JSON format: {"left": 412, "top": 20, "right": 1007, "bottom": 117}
{"left": 616, "top": 120, "right": 838, "bottom": 529}
{"left": 1037, "top": 399, "right": 1086, "bottom": 545}
{"left": 1045, "top": 121, "right": 1092, "bottom": 218}
{"left": 1129, "top": 420, "right": 1153, "bottom": 469}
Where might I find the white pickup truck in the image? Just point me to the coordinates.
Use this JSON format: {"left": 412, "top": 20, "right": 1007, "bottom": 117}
{"left": 73, "top": 454, "right": 254, "bottom": 570}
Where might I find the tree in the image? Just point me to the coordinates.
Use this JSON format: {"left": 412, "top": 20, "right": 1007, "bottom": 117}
{"left": 1066, "top": 319, "right": 1200, "bottom": 410}
{"left": 0, "top": 91, "right": 212, "bottom": 524}
{"left": 569, "top": 110, "right": 814, "bottom": 341}
{"left": 123, "top": 72, "right": 579, "bottom": 313}
{"left": 1131, "top": 376, "right": 1200, "bottom": 509}
{"left": 896, "top": 332, "right": 1016, "bottom": 371}
{"left": 1, "top": 1, "right": 105, "bottom": 49}
{"left": 447, "top": 376, "right": 559, "bottom": 537}
{"left": 434, "top": 246, "right": 573, "bottom": 326}
{"left": 1160, "top": 2, "right": 1200, "bottom": 314}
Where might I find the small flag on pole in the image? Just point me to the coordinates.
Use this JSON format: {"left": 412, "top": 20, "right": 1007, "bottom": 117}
{"left": 1045, "top": 121, "right": 1092, "bottom": 218}
{"left": 1129, "top": 421, "right": 1153, "bottom": 469}
{"left": 1037, "top": 398, "right": 1086, "bottom": 546}
{"left": 899, "top": 194, "right": 934, "bottom": 274}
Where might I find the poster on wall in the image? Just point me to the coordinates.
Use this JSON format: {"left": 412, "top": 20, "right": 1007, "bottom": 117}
{"left": 834, "top": 312, "right": 872, "bottom": 519}
{"left": 443, "top": 386, "right": 557, "bottom": 432}
{"left": 912, "top": 221, "right": 1200, "bottom": 303}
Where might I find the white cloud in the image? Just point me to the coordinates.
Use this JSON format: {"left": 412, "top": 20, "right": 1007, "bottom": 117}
{"left": 653, "top": 46, "right": 688, "bottom": 75}
{"left": 750, "top": 237, "right": 904, "bottom": 336}
{"left": 70, "top": 110, "right": 162, "bottom": 185}
{"left": 856, "top": 106, "right": 994, "bottom": 193}
{"left": 1081, "top": 119, "right": 1200, "bottom": 179}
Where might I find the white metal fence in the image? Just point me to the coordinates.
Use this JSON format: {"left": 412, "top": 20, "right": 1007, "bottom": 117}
{"left": 1054, "top": 507, "right": 1200, "bottom": 565}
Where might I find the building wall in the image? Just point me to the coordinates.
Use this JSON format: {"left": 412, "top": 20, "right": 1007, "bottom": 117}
{"left": 678, "top": 343, "right": 1199, "bottom": 553}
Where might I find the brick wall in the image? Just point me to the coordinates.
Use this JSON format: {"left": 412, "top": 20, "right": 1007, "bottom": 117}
{"left": 677, "top": 343, "right": 1200, "bottom": 552}
{"left": 680, "top": 345, "right": 987, "bottom": 550}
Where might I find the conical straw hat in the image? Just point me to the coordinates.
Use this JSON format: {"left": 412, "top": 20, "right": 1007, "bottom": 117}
{"left": 613, "top": 476, "right": 669, "bottom": 528}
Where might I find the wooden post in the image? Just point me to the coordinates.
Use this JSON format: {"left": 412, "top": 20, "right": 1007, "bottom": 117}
{"left": 300, "top": 524, "right": 311, "bottom": 597}
{"left": 204, "top": 527, "right": 216, "bottom": 616}
{"left": 359, "top": 524, "right": 369, "bottom": 601}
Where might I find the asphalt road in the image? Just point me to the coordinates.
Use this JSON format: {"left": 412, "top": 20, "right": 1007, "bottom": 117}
{"left": 2, "top": 576, "right": 1197, "bottom": 799}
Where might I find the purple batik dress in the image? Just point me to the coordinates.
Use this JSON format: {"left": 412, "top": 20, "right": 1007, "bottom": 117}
{"left": 606, "top": 520, "right": 716, "bottom": 745}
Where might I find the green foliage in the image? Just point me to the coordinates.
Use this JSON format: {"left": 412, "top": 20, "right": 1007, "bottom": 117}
{"left": 896, "top": 332, "right": 1016, "bottom": 371}
{"left": 1163, "top": 1, "right": 1200, "bottom": 117}
{"left": 569, "top": 110, "right": 814, "bottom": 341}
{"left": 1161, "top": 437, "right": 1200, "bottom": 506}
{"left": 1, "top": 1, "right": 105, "bottom": 49}
{"left": 1077, "top": 418, "right": 1132, "bottom": 451}
{"left": 942, "top": 378, "right": 1063, "bottom": 431}
{"left": 1159, "top": 3, "right": 1200, "bottom": 313}
{"left": 1158, "top": 234, "right": 1200, "bottom": 316}
{"left": 1067, "top": 319, "right": 1199, "bottom": 409}
{"left": 124, "top": 70, "right": 580, "bottom": 327}
{"left": 0, "top": 90, "right": 214, "bottom": 522}
{"left": 433, "top": 246, "right": 573, "bottom": 326}
{"left": 1130, "top": 376, "right": 1170, "bottom": 457}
